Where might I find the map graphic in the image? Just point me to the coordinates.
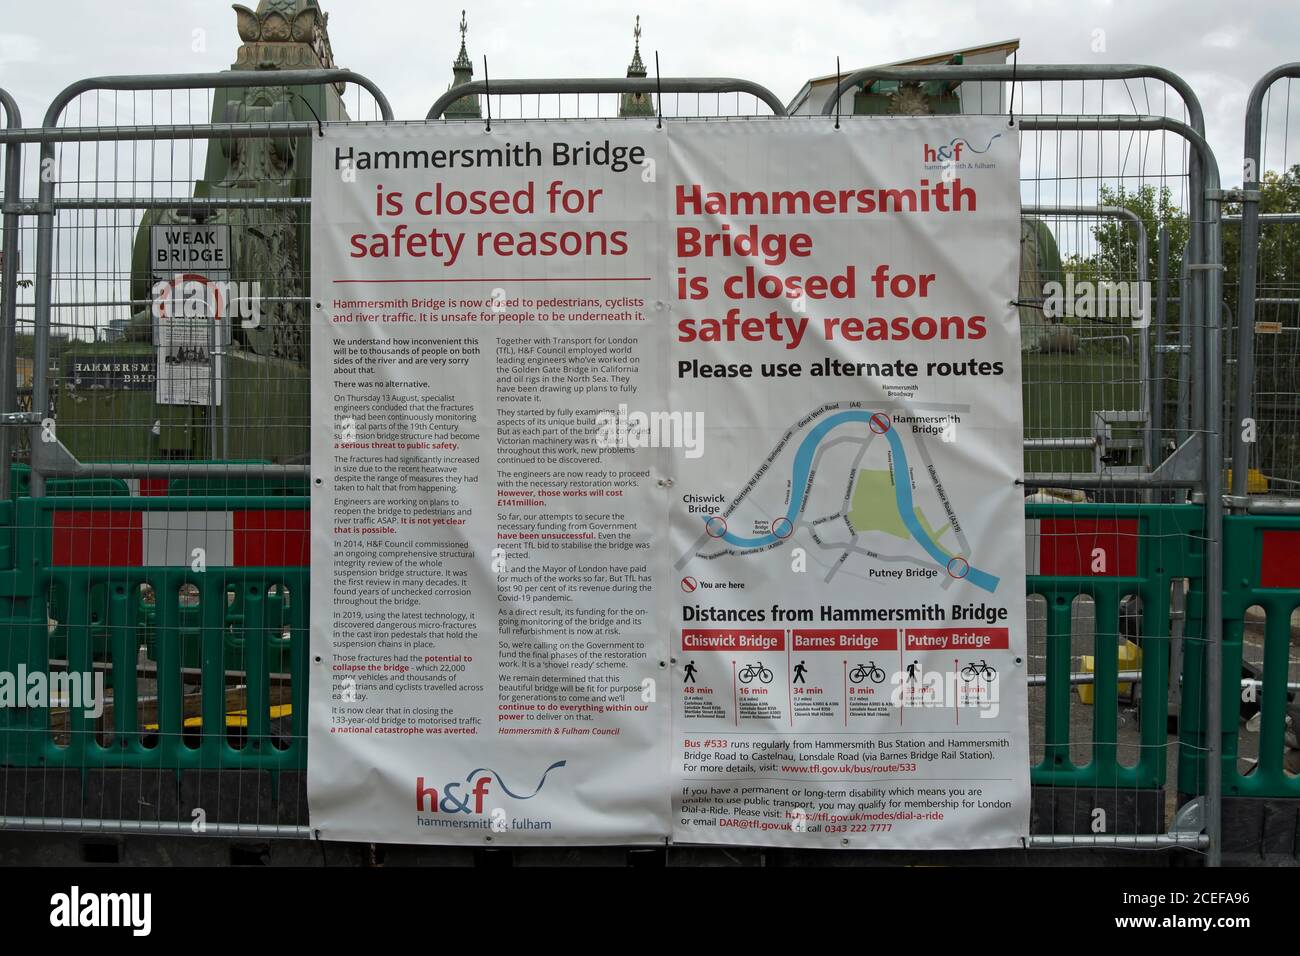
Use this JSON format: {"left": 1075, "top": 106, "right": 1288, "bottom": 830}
{"left": 675, "top": 402, "right": 999, "bottom": 593}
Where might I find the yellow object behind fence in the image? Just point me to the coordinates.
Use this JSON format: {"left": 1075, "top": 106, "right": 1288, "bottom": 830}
{"left": 144, "top": 704, "right": 292, "bottom": 732}
{"left": 1226, "top": 468, "right": 1269, "bottom": 494}
{"left": 1078, "top": 640, "right": 1142, "bottom": 704}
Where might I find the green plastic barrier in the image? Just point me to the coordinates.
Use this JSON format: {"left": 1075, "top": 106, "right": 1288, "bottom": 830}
{"left": 9, "top": 464, "right": 130, "bottom": 499}
{"left": 0, "top": 494, "right": 1206, "bottom": 793}
{"left": 1029, "top": 503, "right": 1204, "bottom": 790}
{"left": 1180, "top": 514, "right": 1300, "bottom": 799}
{"left": 0, "top": 495, "right": 307, "bottom": 771}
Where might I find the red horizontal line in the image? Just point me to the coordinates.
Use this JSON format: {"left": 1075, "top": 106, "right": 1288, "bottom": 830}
{"left": 333, "top": 277, "right": 653, "bottom": 284}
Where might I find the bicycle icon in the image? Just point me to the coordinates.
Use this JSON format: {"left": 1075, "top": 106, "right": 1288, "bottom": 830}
{"left": 738, "top": 662, "right": 774, "bottom": 684}
{"left": 848, "top": 661, "right": 887, "bottom": 685}
{"left": 960, "top": 660, "right": 998, "bottom": 682}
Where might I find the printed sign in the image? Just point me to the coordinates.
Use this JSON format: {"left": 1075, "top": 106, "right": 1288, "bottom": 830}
{"left": 65, "top": 355, "right": 156, "bottom": 391}
{"left": 150, "top": 223, "right": 232, "bottom": 407}
{"left": 150, "top": 223, "right": 230, "bottom": 280}
{"left": 309, "top": 117, "right": 1028, "bottom": 848}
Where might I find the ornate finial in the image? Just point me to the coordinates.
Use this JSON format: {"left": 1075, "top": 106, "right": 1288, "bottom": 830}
{"left": 233, "top": 1, "right": 337, "bottom": 73}
{"left": 454, "top": 9, "right": 471, "bottom": 70}
{"left": 620, "top": 14, "right": 652, "bottom": 114}
{"left": 626, "top": 14, "right": 646, "bottom": 77}
{"left": 447, "top": 8, "right": 480, "bottom": 117}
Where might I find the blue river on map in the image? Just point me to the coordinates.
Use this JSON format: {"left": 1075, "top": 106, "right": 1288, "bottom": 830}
{"left": 706, "top": 409, "right": 1000, "bottom": 593}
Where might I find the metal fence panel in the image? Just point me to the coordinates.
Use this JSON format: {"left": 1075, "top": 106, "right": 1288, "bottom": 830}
{"left": 1209, "top": 64, "right": 1300, "bottom": 862}
{"left": 0, "top": 71, "right": 381, "bottom": 839}
{"left": 1232, "top": 65, "right": 1300, "bottom": 498}
{"left": 0, "top": 67, "right": 1226, "bottom": 858}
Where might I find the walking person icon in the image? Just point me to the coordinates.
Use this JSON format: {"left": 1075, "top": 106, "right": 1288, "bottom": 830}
{"left": 683, "top": 661, "right": 698, "bottom": 684}
{"left": 906, "top": 660, "right": 919, "bottom": 684}
{"left": 793, "top": 661, "right": 808, "bottom": 684}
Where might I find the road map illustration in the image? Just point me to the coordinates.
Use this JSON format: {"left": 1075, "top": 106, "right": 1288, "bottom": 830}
{"left": 675, "top": 401, "right": 1000, "bottom": 594}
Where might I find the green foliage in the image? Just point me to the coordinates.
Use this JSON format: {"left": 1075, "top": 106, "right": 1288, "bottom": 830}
{"left": 1049, "top": 184, "right": 1190, "bottom": 342}
{"left": 1072, "top": 170, "right": 1300, "bottom": 483}
{"left": 1079, "top": 170, "right": 1300, "bottom": 301}
{"left": 1223, "top": 164, "right": 1300, "bottom": 295}
{"left": 1093, "top": 183, "right": 1191, "bottom": 287}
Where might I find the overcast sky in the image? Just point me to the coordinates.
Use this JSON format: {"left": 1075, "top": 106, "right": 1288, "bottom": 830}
{"left": 0, "top": 0, "right": 1297, "bottom": 185}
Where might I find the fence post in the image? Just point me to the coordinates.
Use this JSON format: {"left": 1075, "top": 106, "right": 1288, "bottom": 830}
{"left": 1202, "top": 176, "right": 1226, "bottom": 867}
{"left": 1153, "top": 225, "right": 1170, "bottom": 469}
{"left": 0, "top": 88, "right": 21, "bottom": 500}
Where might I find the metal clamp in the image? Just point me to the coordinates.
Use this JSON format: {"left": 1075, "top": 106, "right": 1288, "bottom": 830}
{"left": 0, "top": 411, "right": 41, "bottom": 427}
{"left": 1207, "top": 187, "right": 1259, "bottom": 203}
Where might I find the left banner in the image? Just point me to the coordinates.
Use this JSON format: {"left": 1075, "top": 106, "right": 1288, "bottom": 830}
{"left": 308, "top": 122, "right": 673, "bottom": 844}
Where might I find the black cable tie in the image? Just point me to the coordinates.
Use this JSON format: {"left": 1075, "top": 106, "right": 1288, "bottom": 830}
{"left": 655, "top": 51, "right": 663, "bottom": 129}
{"left": 292, "top": 91, "right": 325, "bottom": 138}
{"left": 483, "top": 55, "right": 492, "bottom": 133}
{"left": 835, "top": 57, "right": 841, "bottom": 130}
{"left": 1008, "top": 48, "right": 1018, "bottom": 127}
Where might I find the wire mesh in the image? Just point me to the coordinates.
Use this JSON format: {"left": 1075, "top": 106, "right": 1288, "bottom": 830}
{"left": 0, "top": 78, "right": 386, "bottom": 838}
{"left": 0, "top": 70, "right": 1221, "bottom": 856}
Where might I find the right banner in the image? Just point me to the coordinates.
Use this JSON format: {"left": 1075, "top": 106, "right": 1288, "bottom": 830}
{"left": 666, "top": 117, "right": 1030, "bottom": 849}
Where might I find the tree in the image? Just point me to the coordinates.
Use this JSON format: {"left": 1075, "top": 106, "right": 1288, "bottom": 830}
{"left": 1079, "top": 170, "right": 1300, "bottom": 481}
{"left": 1223, "top": 164, "right": 1300, "bottom": 298}
{"left": 1222, "top": 165, "right": 1300, "bottom": 485}
{"left": 1092, "top": 183, "right": 1191, "bottom": 297}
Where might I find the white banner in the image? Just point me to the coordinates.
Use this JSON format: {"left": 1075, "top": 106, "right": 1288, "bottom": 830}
{"left": 666, "top": 120, "right": 1028, "bottom": 850}
{"left": 309, "top": 117, "right": 1027, "bottom": 848}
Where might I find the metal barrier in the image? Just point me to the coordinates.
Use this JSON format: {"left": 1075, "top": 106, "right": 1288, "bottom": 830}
{"left": 1021, "top": 204, "right": 1154, "bottom": 471}
{"left": 0, "top": 493, "right": 308, "bottom": 773}
{"left": 0, "top": 69, "right": 384, "bottom": 838}
{"left": 22, "top": 70, "right": 393, "bottom": 495}
{"left": 0, "top": 65, "right": 1232, "bottom": 859}
{"left": 1232, "top": 64, "right": 1300, "bottom": 501}
{"left": 427, "top": 77, "right": 789, "bottom": 119}
{"left": 1212, "top": 514, "right": 1300, "bottom": 797}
